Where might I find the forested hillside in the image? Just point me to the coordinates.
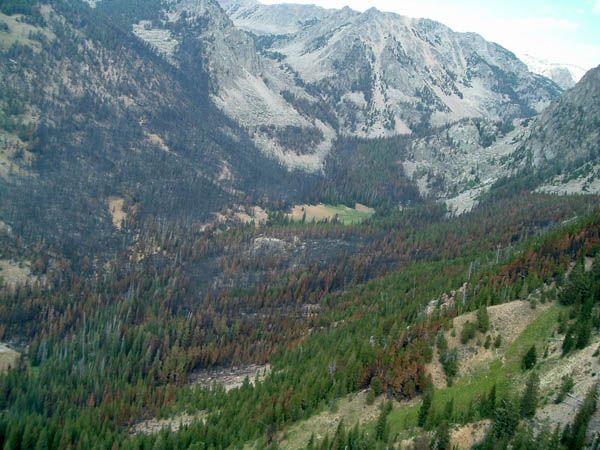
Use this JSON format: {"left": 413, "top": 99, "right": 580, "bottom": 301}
{"left": 0, "top": 0, "right": 313, "bottom": 258}
{"left": 1, "top": 185, "right": 600, "bottom": 449}
{"left": 1, "top": 0, "right": 600, "bottom": 449}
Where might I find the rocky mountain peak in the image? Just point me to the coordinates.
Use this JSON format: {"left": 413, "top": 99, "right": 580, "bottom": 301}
{"left": 131, "top": 0, "right": 565, "bottom": 173}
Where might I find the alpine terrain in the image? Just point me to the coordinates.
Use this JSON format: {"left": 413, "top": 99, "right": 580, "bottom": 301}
{"left": 0, "top": 0, "right": 599, "bottom": 449}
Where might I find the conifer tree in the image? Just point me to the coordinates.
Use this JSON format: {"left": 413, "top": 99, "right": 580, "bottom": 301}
{"left": 418, "top": 386, "right": 434, "bottom": 428}
{"left": 522, "top": 345, "right": 537, "bottom": 370}
{"left": 520, "top": 372, "right": 539, "bottom": 418}
{"left": 477, "top": 305, "right": 490, "bottom": 333}
{"left": 492, "top": 398, "right": 519, "bottom": 439}
{"left": 576, "top": 319, "right": 592, "bottom": 350}
{"left": 431, "top": 421, "right": 451, "bottom": 450}
{"left": 567, "top": 385, "right": 598, "bottom": 449}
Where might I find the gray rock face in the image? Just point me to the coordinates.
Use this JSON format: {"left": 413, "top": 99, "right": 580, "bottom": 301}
{"left": 520, "top": 54, "right": 587, "bottom": 90}
{"left": 217, "top": 1, "right": 561, "bottom": 138}
{"left": 219, "top": 0, "right": 332, "bottom": 35}
{"left": 162, "top": 0, "right": 336, "bottom": 172}
{"left": 521, "top": 65, "right": 600, "bottom": 170}
{"left": 403, "top": 119, "right": 523, "bottom": 199}
{"left": 401, "top": 65, "right": 600, "bottom": 208}
{"left": 129, "top": 0, "right": 563, "bottom": 173}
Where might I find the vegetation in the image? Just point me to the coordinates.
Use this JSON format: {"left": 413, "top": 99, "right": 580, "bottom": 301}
{"left": 0, "top": 2, "right": 599, "bottom": 449}
{"left": 521, "top": 345, "right": 537, "bottom": 370}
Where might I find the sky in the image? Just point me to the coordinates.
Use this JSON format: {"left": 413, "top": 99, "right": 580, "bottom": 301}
{"left": 261, "top": 0, "right": 600, "bottom": 70}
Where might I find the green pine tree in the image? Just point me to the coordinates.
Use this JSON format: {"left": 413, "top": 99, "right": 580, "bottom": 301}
{"left": 522, "top": 345, "right": 537, "bottom": 370}
{"left": 477, "top": 305, "right": 490, "bottom": 333}
{"left": 431, "top": 421, "right": 451, "bottom": 450}
{"left": 418, "top": 387, "right": 434, "bottom": 428}
{"left": 520, "top": 372, "right": 540, "bottom": 418}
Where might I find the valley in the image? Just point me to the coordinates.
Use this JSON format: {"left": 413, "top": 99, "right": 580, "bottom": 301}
{"left": 0, "top": 0, "right": 599, "bottom": 449}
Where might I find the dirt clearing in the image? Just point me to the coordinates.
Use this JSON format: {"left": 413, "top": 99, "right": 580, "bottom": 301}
{"left": 0, "top": 344, "right": 19, "bottom": 373}
{"left": 288, "top": 203, "right": 374, "bottom": 225}
{"left": 0, "top": 259, "right": 34, "bottom": 288}
{"left": 107, "top": 197, "right": 127, "bottom": 229}
{"left": 189, "top": 364, "right": 270, "bottom": 392}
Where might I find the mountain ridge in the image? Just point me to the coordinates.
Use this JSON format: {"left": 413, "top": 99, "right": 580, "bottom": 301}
{"left": 126, "top": 0, "right": 563, "bottom": 170}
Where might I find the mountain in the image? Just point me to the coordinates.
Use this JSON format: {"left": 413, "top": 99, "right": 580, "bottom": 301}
{"left": 519, "top": 65, "right": 600, "bottom": 193}
{"left": 254, "top": 5, "right": 561, "bottom": 134}
{"left": 0, "top": 0, "right": 302, "bottom": 256}
{"left": 128, "top": 0, "right": 563, "bottom": 171}
{"left": 1, "top": 0, "right": 596, "bottom": 257}
{"left": 219, "top": 0, "right": 332, "bottom": 35}
{"left": 520, "top": 53, "right": 587, "bottom": 89}
{"left": 3, "top": 2, "right": 600, "bottom": 450}
{"left": 324, "top": 65, "right": 600, "bottom": 214}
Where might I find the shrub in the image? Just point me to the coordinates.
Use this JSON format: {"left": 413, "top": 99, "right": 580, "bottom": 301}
{"left": 460, "top": 321, "right": 477, "bottom": 344}
{"left": 477, "top": 305, "right": 490, "bottom": 332}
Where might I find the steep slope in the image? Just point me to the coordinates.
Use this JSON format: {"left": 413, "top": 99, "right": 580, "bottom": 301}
{"left": 219, "top": 0, "right": 332, "bottom": 35}
{"left": 128, "top": 0, "right": 337, "bottom": 171}
{"left": 523, "top": 65, "right": 600, "bottom": 168}
{"left": 520, "top": 53, "right": 586, "bottom": 90}
{"left": 0, "top": 1, "right": 295, "bottom": 257}
{"left": 352, "top": 65, "right": 600, "bottom": 211}
{"left": 402, "top": 119, "right": 527, "bottom": 211}
{"left": 124, "top": 0, "right": 563, "bottom": 170}
{"left": 516, "top": 65, "right": 600, "bottom": 194}
{"left": 219, "top": 1, "right": 561, "bottom": 140}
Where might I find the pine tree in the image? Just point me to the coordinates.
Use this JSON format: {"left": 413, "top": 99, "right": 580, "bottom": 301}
{"left": 492, "top": 398, "right": 519, "bottom": 439}
{"left": 35, "top": 428, "right": 50, "bottom": 450}
{"left": 560, "top": 262, "right": 589, "bottom": 305}
{"left": 494, "top": 335, "right": 502, "bottom": 348}
{"left": 568, "top": 384, "right": 598, "bottom": 449}
{"left": 477, "top": 305, "right": 490, "bottom": 333}
{"left": 575, "top": 319, "right": 591, "bottom": 350}
{"left": 332, "top": 419, "right": 346, "bottom": 449}
{"left": 375, "top": 402, "right": 391, "bottom": 442}
{"left": 431, "top": 421, "right": 451, "bottom": 450}
{"left": 522, "top": 345, "right": 537, "bottom": 370}
{"left": 436, "top": 332, "right": 448, "bottom": 353}
{"left": 306, "top": 433, "right": 315, "bottom": 450}
{"left": 592, "top": 254, "right": 600, "bottom": 299}
{"left": 371, "top": 376, "right": 383, "bottom": 395}
{"left": 488, "top": 384, "right": 497, "bottom": 412}
{"left": 520, "top": 372, "right": 540, "bottom": 418}
{"left": 366, "top": 388, "right": 375, "bottom": 405}
{"left": 562, "top": 327, "right": 576, "bottom": 355}
{"left": 443, "top": 398, "right": 454, "bottom": 421}
{"left": 418, "top": 386, "right": 434, "bottom": 428}
{"left": 555, "top": 375, "right": 574, "bottom": 404}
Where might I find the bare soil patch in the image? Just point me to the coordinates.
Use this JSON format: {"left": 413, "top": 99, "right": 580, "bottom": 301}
{"left": 451, "top": 420, "right": 490, "bottom": 450}
{"left": 146, "top": 133, "right": 174, "bottom": 154}
{"left": 536, "top": 337, "right": 600, "bottom": 430}
{"left": 0, "top": 259, "right": 34, "bottom": 288}
{"left": 131, "top": 411, "right": 206, "bottom": 435}
{"left": 0, "top": 343, "right": 19, "bottom": 373}
{"left": 107, "top": 197, "right": 127, "bottom": 229}
{"left": 189, "top": 364, "right": 270, "bottom": 392}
